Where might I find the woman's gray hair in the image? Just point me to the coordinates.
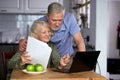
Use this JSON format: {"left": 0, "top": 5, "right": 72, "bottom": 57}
{"left": 29, "top": 20, "right": 50, "bottom": 36}
{"left": 48, "top": 2, "right": 65, "bottom": 14}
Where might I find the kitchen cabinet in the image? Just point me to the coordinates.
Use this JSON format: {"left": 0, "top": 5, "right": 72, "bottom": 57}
{"left": 0, "top": 0, "right": 63, "bottom": 14}
{"left": 0, "top": 0, "right": 23, "bottom": 13}
{"left": 25, "top": 0, "right": 63, "bottom": 14}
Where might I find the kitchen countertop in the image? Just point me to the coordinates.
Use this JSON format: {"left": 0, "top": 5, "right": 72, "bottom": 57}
{"left": 0, "top": 43, "right": 18, "bottom": 45}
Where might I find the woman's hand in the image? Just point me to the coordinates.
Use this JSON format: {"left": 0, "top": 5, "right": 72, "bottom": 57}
{"left": 59, "top": 54, "right": 71, "bottom": 69}
{"left": 20, "top": 51, "right": 31, "bottom": 66}
{"left": 19, "top": 39, "right": 27, "bottom": 51}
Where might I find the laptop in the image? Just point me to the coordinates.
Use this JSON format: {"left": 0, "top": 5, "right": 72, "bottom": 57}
{"left": 56, "top": 51, "right": 100, "bottom": 73}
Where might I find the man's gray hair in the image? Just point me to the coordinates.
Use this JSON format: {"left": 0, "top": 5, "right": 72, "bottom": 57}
{"left": 48, "top": 2, "right": 65, "bottom": 14}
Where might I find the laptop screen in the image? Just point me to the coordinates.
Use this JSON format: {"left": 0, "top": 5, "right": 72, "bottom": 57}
{"left": 69, "top": 51, "right": 100, "bottom": 73}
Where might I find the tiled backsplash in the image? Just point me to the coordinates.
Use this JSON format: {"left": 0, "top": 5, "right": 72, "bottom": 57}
{"left": 0, "top": 14, "right": 44, "bottom": 43}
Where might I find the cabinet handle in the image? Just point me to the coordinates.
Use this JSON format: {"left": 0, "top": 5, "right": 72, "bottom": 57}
{"left": 1, "top": 10, "right": 7, "bottom": 12}
{"left": 40, "top": 11, "right": 46, "bottom": 13}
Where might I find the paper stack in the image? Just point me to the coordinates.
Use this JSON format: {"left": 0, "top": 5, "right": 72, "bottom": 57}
{"left": 26, "top": 36, "right": 52, "bottom": 70}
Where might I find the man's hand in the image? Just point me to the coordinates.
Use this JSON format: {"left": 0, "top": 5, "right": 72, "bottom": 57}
{"left": 19, "top": 39, "right": 27, "bottom": 51}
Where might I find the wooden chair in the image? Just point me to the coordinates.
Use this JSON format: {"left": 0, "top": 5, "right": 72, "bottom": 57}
{"left": 1, "top": 51, "right": 16, "bottom": 80}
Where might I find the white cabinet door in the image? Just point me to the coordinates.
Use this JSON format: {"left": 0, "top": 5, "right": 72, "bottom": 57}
{"left": 0, "top": 0, "right": 23, "bottom": 13}
{"left": 0, "top": 0, "right": 63, "bottom": 14}
{"left": 25, "top": 0, "right": 63, "bottom": 14}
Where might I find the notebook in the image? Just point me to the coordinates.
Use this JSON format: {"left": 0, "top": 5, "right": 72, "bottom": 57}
{"left": 56, "top": 51, "right": 100, "bottom": 73}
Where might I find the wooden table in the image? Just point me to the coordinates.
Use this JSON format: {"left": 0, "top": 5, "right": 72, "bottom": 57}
{"left": 10, "top": 68, "right": 106, "bottom": 80}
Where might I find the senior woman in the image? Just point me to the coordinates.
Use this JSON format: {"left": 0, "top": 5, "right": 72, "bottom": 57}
{"left": 7, "top": 20, "right": 71, "bottom": 79}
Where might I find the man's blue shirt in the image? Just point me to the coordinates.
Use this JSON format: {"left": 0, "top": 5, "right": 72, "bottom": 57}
{"left": 39, "top": 12, "right": 80, "bottom": 57}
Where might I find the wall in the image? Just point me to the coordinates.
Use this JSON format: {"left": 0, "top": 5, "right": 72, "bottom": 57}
{"left": 107, "top": 0, "right": 120, "bottom": 79}
{"left": 0, "top": 14, "right": 44, "bottom": 43}
{"left": 108, "top": 0, "right": 120, "bottom": 58}
{"left": 95, "top": 0, "right": 108, "bottom": 78}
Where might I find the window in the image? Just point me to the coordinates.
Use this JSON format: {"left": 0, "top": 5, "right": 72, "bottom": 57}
{"left": 71, "top": 0, "right": 90, "bottom": 29}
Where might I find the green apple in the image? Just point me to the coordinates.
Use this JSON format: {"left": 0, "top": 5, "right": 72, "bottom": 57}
{"left": 34, "top": 64, "right": 44, "bottom": 72}
{"left": 26, "top": 64, "right": 35, "bottom": 72}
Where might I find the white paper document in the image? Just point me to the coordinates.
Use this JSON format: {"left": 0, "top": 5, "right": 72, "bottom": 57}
{"left": 26, "top": 36, "right": 52, "bottom": 70}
